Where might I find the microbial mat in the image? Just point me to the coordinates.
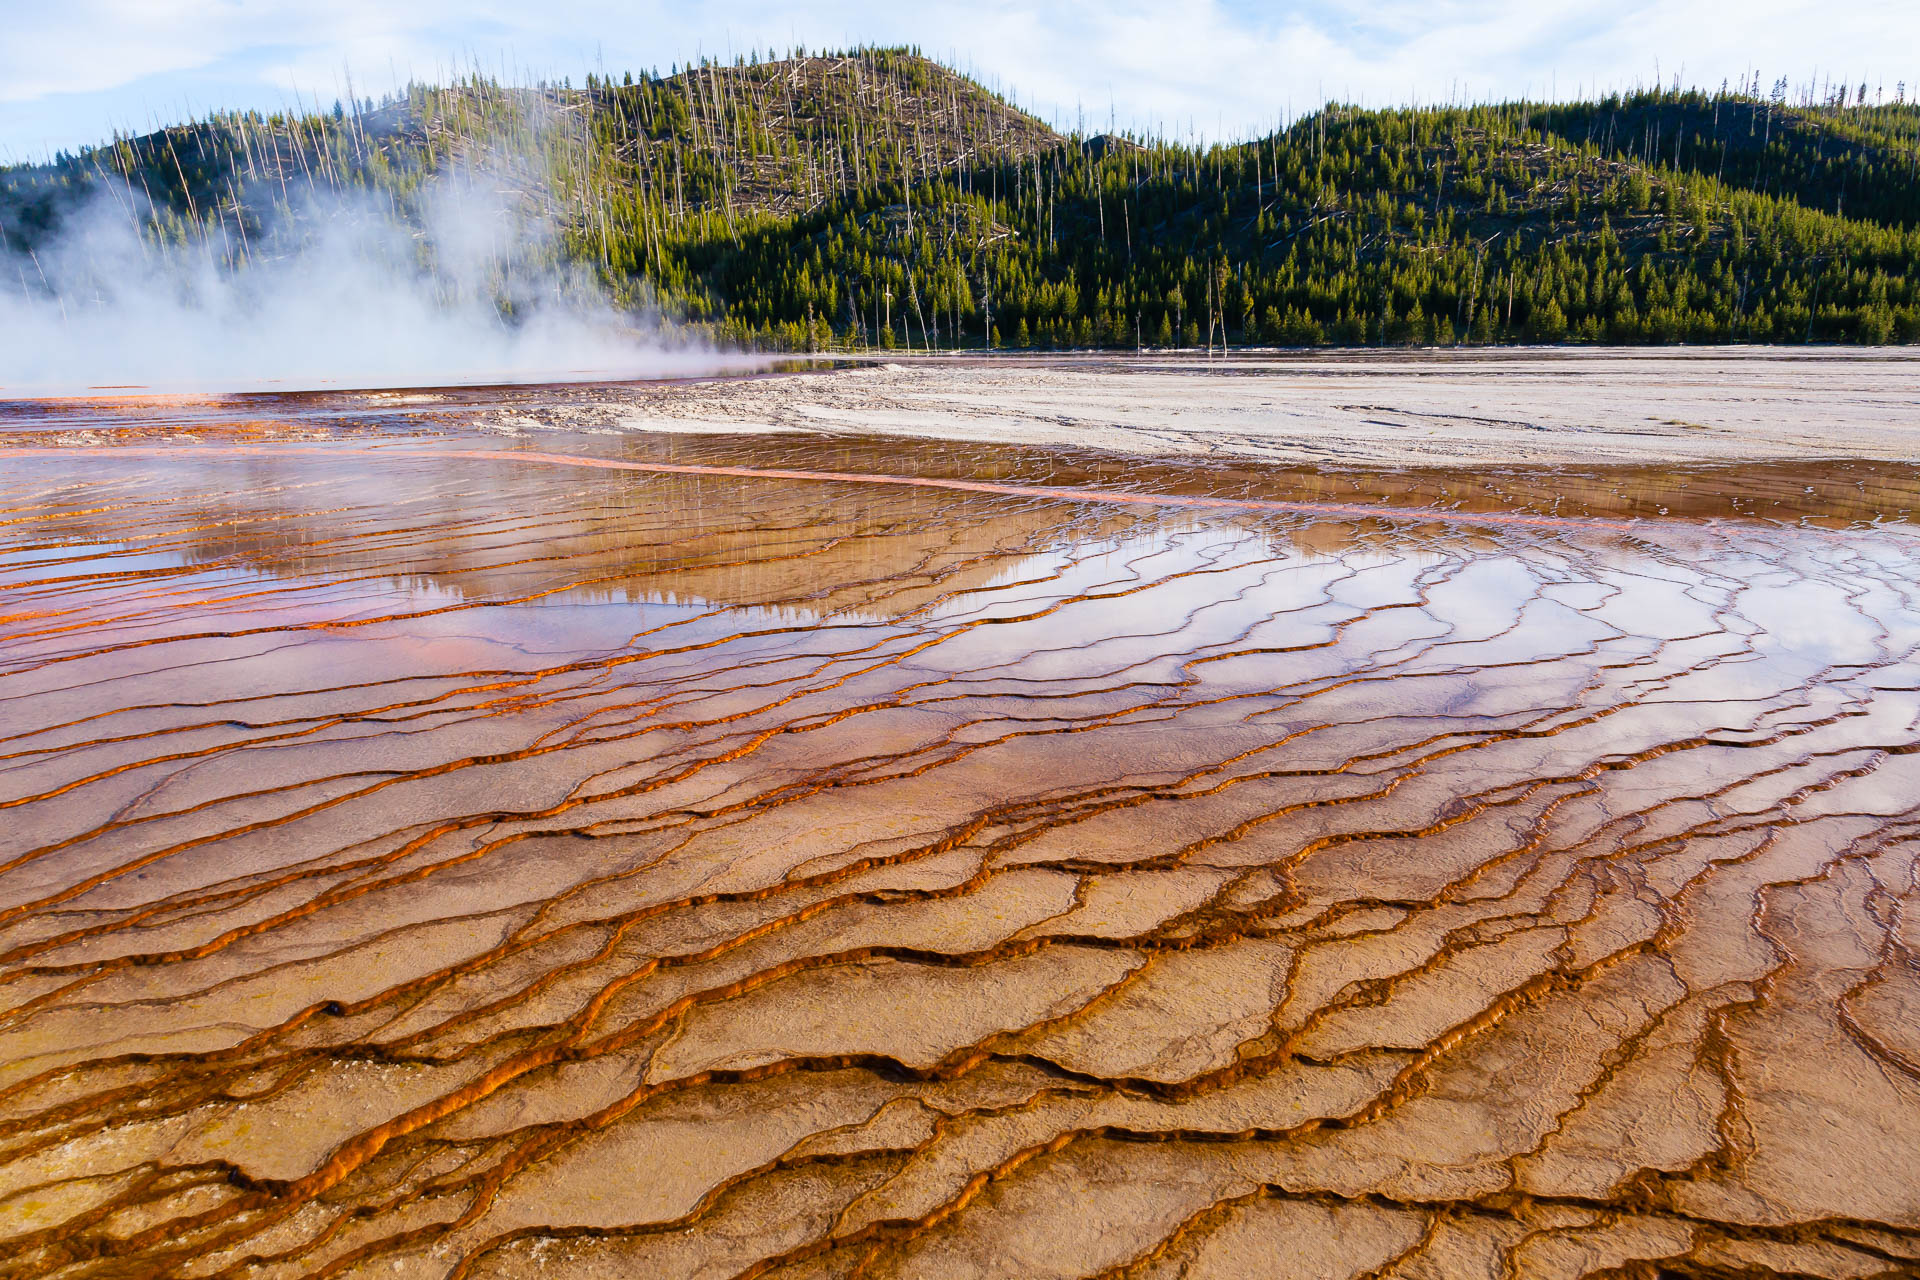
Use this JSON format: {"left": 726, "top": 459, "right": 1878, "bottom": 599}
{"left": 2, "top": 394, "right": 1918, "bottom": 1279}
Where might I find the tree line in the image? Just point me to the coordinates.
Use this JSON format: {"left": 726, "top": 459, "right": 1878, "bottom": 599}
{"left": 5, "top": 49, "right": 1918, "bottom": 350}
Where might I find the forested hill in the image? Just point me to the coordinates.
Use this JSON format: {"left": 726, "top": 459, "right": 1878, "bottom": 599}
{"left": 5, "top": 48, "right": 1920, "bottom": 349}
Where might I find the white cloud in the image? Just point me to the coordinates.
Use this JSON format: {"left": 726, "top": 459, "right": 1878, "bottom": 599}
{"left": 3, "top": 0, "right": 1917, "bottom": 155}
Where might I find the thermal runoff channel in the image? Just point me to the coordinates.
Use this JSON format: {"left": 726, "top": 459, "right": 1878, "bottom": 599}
{"left": 3, "top": 385, "right": 1920, "bottom": 1278}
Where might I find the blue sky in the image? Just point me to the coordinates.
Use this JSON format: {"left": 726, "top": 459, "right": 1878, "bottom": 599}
{"left": 4, "top": 0, "right": 1916, "bottom": 160}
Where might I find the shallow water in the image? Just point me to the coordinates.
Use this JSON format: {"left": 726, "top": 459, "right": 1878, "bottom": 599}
{"left": 3, "top": 419, "right": 1920, "bottom": 1279}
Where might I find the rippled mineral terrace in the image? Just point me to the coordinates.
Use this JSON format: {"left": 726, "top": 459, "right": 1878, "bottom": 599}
{"left": 3, "top": 373, "right": 1920, "bottom": 1279}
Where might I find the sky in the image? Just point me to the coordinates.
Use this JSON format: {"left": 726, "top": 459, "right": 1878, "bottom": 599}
{"left": 4, "top": 0, "right": 1917, "bottom": 160}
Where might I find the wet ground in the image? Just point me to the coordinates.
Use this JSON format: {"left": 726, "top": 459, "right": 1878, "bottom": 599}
{"left": 3, "top": 385, "right": 1920, "bottom": 1278}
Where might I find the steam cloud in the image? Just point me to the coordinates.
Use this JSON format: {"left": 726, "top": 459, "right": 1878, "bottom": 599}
{"left": 0, "top": 139, "right": 746, "bottom": 396}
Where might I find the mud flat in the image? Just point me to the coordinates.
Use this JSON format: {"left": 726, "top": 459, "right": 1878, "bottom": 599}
{"left": 2, "top": 376, "right": 1920, "bottom": 1279}
{"left": 515, "top": 348, "right": 1920, "bottom": 467}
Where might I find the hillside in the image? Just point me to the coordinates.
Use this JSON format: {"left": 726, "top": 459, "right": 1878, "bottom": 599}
{"left": 4, "top": 50, "right": 1919, "bottom": 350}
{"left": 1539, "top": 91, "right": 1920, "bottom": 228}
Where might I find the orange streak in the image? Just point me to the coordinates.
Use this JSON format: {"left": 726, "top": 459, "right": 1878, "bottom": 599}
{"left": 3, "top": 444, "right": 1640, "bottom": 533}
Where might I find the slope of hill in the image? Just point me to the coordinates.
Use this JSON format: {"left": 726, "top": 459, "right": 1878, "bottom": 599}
{"left": 4, "top": 50, "right": 1917, "bottom": 350}
{"left": 1539, "top": 90, "right": 1920, "bottom": 228}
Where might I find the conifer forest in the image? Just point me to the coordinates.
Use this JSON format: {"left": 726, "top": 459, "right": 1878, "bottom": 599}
{"left": 6, "top": 48, "right": 1918, "bottom": 350}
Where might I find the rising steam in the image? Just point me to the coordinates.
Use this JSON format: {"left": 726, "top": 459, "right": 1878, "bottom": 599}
{"left": 0, "top": 106, "right": 746, "bottom": 396}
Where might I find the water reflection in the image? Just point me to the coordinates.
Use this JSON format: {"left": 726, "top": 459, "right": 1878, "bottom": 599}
{"left": 2, "top": 435, "right": 1919, "bottom": 1278}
